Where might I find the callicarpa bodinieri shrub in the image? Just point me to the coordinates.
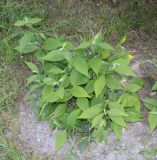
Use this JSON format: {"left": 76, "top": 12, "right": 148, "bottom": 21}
{"left": 15, "top": 18, "right": 144, "bottom": 150}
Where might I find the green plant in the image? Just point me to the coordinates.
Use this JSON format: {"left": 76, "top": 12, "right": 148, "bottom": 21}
{"left": 143, "top": 61, "right": 157, "bottom": 132}
{"left": 15, "top": 23, "right": 144, "bottom": 149}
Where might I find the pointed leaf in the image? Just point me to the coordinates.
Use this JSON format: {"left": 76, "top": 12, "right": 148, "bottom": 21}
{"left": 54, "top": 103, "right": 67, "bottom": 118}
{"left": 57, "top": 87, "right": 65, "bottom": 99}
{"left": 26, "top": 75, "right": 42, "bottom": 85}
{"left": 45, "top": 91, "right": 59, "bottom": 103}
{"left": 97, "top": 42, "right": 114, "bottom": 50}
{"left": 71, "top": 86, "right": 90, "bottom": 98}
{"left": 101, "top": 50, "right": 110, "bottom": 59}
{"left": 125, "top": 108, "right": 141, "bottom": 122}
{"left": 85, "top": 80, "right": 94, "bottom": 94}
{"left": 152, "top": 81, "right": 157, "bottom": 91}
{"left": 148, "top": 108, "right": 157, "bottom": 132}
{"left": 94, "top": 76, "right": 106, "bottom": 97}
{"left": 109, "top": 115, "right": 126, "bottom": 127}
{"left": 25, "top": 61, "right": 39, "bottom": 73}
{"left": 14, "top": 20, "right": 26, "bottom": 26}
{"left": 107, "top": 108, "right": 127, "bottom": 117}
{"left": 55, "top": 130, "right": 67, "bottom": 150}
{"left": 91, "top": 113, "right": 104, "bottom": 128}
{"left": 111, "top": 122, "right": 122, "bottom": 139}
{"left": 41, "top": 50, "right": 64, "bottom": 62}
{"left": 126, "top": 79, "right": 144, "bottom": 92}
{"left": 48, "top": 66, "right": 64, "bottom": 74}
{"left": 72, "top": 56, "right": 89, "bottom": 78}
{"left": 92, "top": 31, "right": 102, "bottom": 44}
{"left": 112, "top": 59, "right": 136, "bottom": 77}
{"left": 27, "top": 18, "right": 42, "bottom": 24}
{"left": 88, "top": 57, "right": 102, "bottom": 76}
{"left": 70, "top": 69, "right": 89, "bottom": 86}
{"left": 77, "top": 41, "right": 91, "bottom": 49}
{"left": 43, "top": 38, "right": 62, "bottom": 50}
{"left": 15, "top": 32, "right": 38, "bottom": 54}
{"left": 67, "top": 109, "right": 81, "bottom": 127}
{"left": 79, "top": 104, "right": 103, "bottom": 119}
{"left": 106, "top": 76, "right": 122, "bottom": 90}
{"left": 77, "top": 98, "right": 89, "bottom": 110}
{"left": 143, "top": 98, "right": 157, "bottom": 109}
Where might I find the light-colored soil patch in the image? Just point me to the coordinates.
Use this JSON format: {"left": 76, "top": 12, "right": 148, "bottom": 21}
{"left": 17, "top": 97, "right": 157, "bottom": 160}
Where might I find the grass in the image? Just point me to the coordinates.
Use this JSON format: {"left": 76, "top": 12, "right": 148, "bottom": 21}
{"left": 0, "top": 0, "right": 157, "bottom": 159}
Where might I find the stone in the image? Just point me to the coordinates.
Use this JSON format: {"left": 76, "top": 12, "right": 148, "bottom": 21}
{"left": 18, "top": 97, "right": 157, "bottom": 160}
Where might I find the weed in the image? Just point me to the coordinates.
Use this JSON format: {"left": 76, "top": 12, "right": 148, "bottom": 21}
{"left": 18, "top": 27, "right": 144, "bottom": 149}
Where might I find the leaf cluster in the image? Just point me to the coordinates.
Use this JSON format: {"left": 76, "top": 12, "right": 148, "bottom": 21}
{"left": 16, "top": 29, "right": 144, "bottom": 149}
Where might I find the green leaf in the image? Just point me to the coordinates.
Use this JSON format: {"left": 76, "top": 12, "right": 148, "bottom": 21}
{"left": 14, "top": 20, "right": 26, "bottom": 26}
{"left": 63, "top": 41, "right": 74, "bottom": 49}
{"left": 79, "top": 104, "right": 103, "bottom": 119}
{"left": 148, "top": 108, "right": 157, "bottom": 132}
{"left": 106, "top": 76, "right": 122, "bottom": 90}
{"left": 77, "top": 98, "right": 89, "bottom": 110}
{"left": 126, "top": 79, "right": 144, "bottom": 92}
{"left": 67, "top": 109, "right": 81, "bottom": 128}
{"left": 90, "top": 93, "right": 104, "bottom": 106}
{"left": 120, "top": 94, "right": 140, "bottom": 111}
{"left": 63, "top": 50, "right": 72, "bottom": 62}
{"left": 112, "top": 58, "right": 130, "bottom": 65}
{"left": 61, "top": 75, "right": 70, "bottom": 88}
{"left": 88, "top": 57, "right": 102, "bottom": 76}
{"left": 54, "top": 103, "right": 67, "bottom": 118}
{"left": 92, "top": 124, "right": 108, "bottom": 142}
{"left": 126, "top": 84, "right": 142, "bottom": 93}
{"left": 97, "top": 42, "right": 114, "bottom": 50}
{"left": 78, "top": 137, "right": 90, "bottom": 154}
{"left": 29, "top": 84, "right": 41, "bottom": 93}
{"left": 57, "top": 87, "right": 65, "bottom": 99}
{"left": 55, "top": 130, "right": 67, "bottom": 150}
{"left": 26, "top": 75, "right": 42, "bottom": 85}
{"left": 116, "top": 33, "right": 128, "bottom": 46}
{"left": 92, "top": 31, "right": 102, "bottom": 44}
{"left": 48, "top": 66, "right": 64, "bottom": 74}
{"left": 77, "top": 41, "right": 91, "bottom": 49}
{"left": 25, "top": 61, "right": 39, "bottom": 73}
{"left": 27, "top": 18, "right": 42, "bottom": 24}
{"left": 85, "top": 80, "right": 94, "bottom": 94}
{"left": 71, "top": 86, "right": 90, "bottom": 98}
{"left": 45, "top": 91, "right": 59, "bottom": 103}
{"left": 111, "top": 122, "right": 122, "bottom": 139}
{"left": 125, "top": 113, "right": 141, "bottom": 122}
{"left": 125, "top": 108, "right": 141, "bottom": 122}
{"left": 116, "top": 65, "right": 136, "bottom": 76}
{"left": 70, "top": 69, "right": 89, "bottom": 86}
{"left": 108, "top": 102, "right": 122, "bottom": 109}
{"left": 91, "top": 113, "right": 104, "bottom": 128}
{"left": 101, "top": 50, "right": 110, "bottom": 59}
{"left": 112, "top": 59, "right": 136, "bottom": 77}
{"left": 15, "top": 32, "right": 38, "bottom": 54}
{"left": 143, "top": 98, "right": 157, "bottom": 109}
{"left": 41, "top": 50, "right": 65, "bottom": 62}
{"left": 109, "top": 115, "right": 126, "bottom": 127}
{"left": 94, "top": 76, "right": 106, "bottom": 97}
{"left": 43, "top": 38, "right": 62, "bottom": 50}
{"left": 14, "top": 17, "right": 42, "bottom": 26}
{"left": 152, "top": 81, "right": 157, "bottom": 91}
{"left": 60, "top": 92, "right": 73, "bottom": 103}
{"left": 72, "top": 56, "right": 89, "bottom": 78}
{"left": 107, "top": 108, "right": 127, "bottom": 117}
{"left": 43, "top": 77, "right": 55, "bottom": 85}
{"left": 42, "top": 86, "right": 59, "bottom": 103}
